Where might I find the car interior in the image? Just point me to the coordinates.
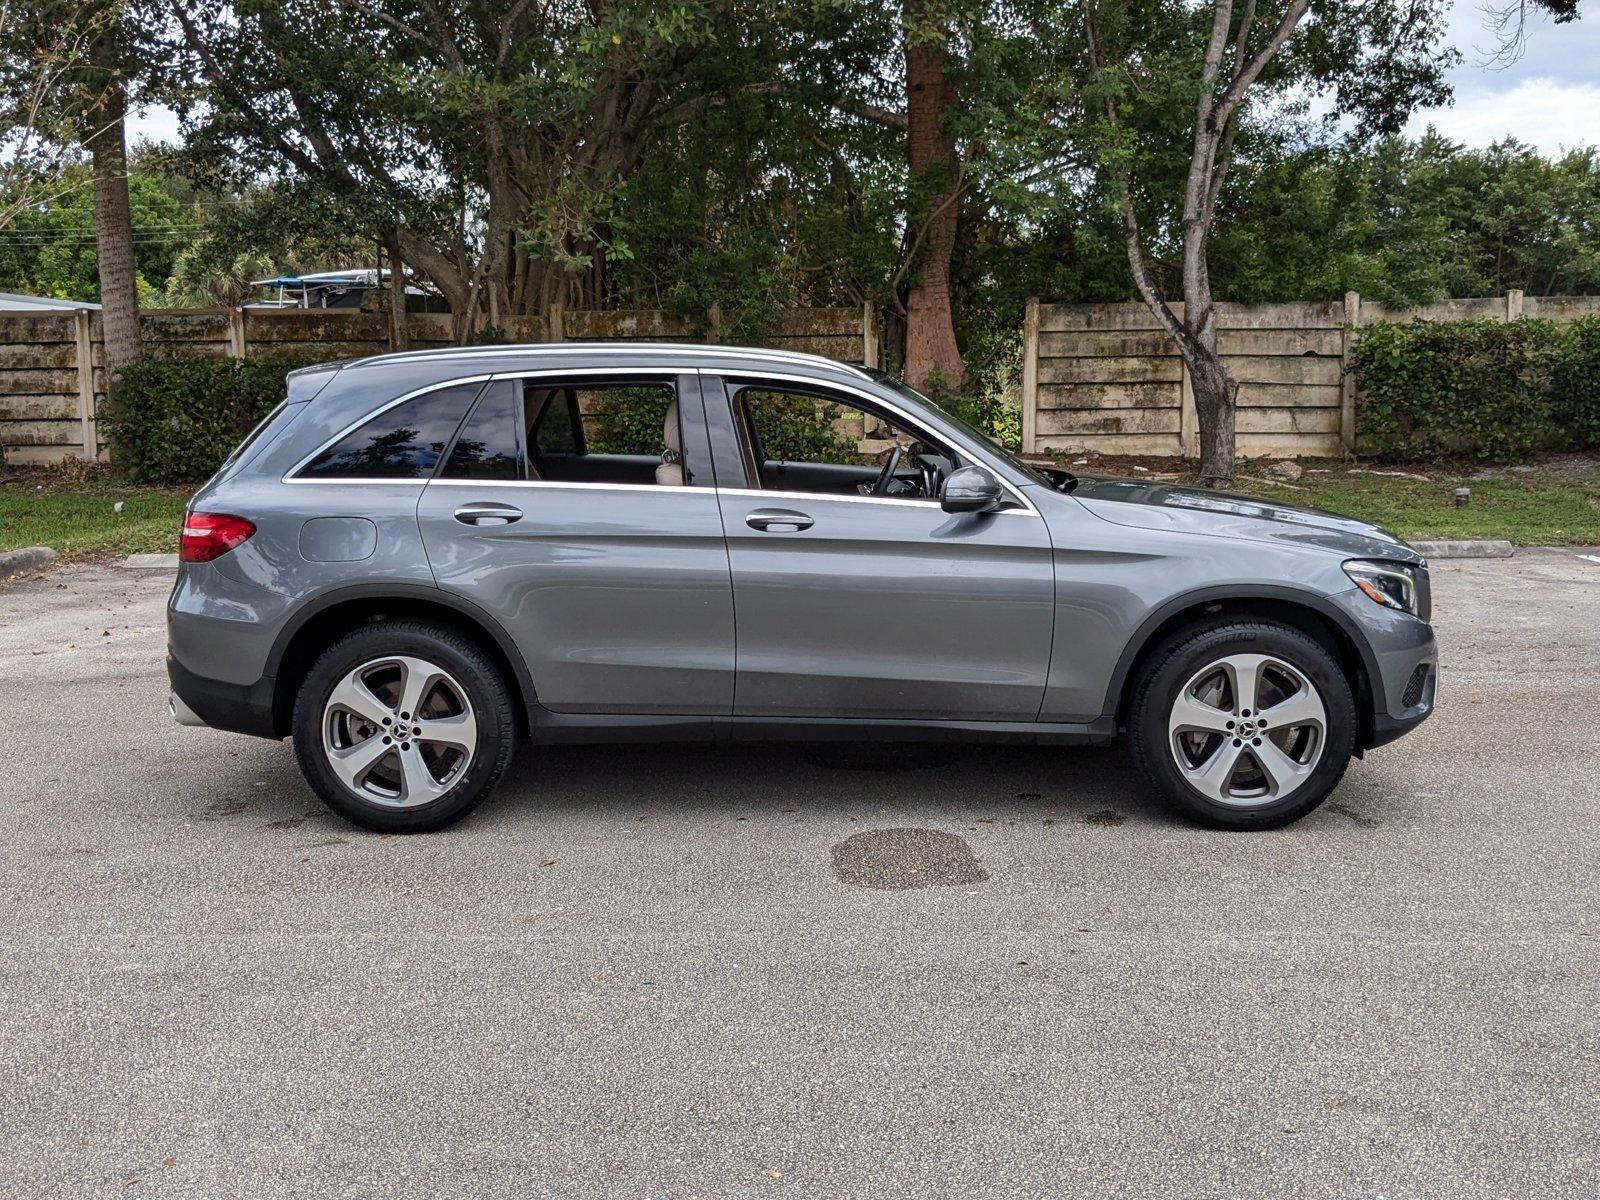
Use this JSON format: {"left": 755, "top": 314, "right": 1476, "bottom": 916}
{"left": 509, "top": 378, "right": 963, "bottom": 500}
{"left": 523, "top": 381, "right": 681, "bottom": 486}
{"left": 730, "top": 385, "right": 959, "bottom": 500}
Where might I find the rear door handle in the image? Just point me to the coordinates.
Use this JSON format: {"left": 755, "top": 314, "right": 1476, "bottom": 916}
{"left": 454, "top": 502, "right": 523, "bottom": 527}
{"left": 745, "top": 508, "right": 813, "bottom": 532}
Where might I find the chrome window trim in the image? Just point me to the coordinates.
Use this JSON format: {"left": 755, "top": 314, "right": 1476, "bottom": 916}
{"left": 714, "top": 486, "right": 1032, "bottom": 515}
{"left": 281, "top": 477, "right": 430, "bottom": 486}
{"left": 424, "top": 478, "right": 698, "bottom": 495}
{"left": 417, "top": 478, "right": 1026, "bottom": 512}
{"left": 282, "top": 475, "right": 1031, "bottom": 515}
{"left": 283, "top": 366, "right": 685, "bottom": 484}
{"left": 706, "top": 368, "right": 1038, "bottom": 515}
{"left": 280, "top": 364, "right": 1038, "bottom": 518}
{"left": 282, "top": 374, "right": 496, "bottom": 481}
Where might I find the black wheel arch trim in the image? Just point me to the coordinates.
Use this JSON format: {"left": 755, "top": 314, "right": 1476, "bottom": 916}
{"left": 264, "top": 582, "right": 541, "bottom": 732}
{"left": 1100, "top": 583, "right": 1381, "bottom": 727}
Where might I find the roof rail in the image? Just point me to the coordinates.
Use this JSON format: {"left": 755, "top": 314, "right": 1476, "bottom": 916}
{"left": 341, "top": 341, "right": 873, "bottom": 380}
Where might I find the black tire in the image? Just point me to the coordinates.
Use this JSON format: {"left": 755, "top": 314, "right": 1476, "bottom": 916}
{"left": 292, "top": 619, "right": 517, "bottom": 834}
{"left": 1128, "top": 619, "right": 1357, "bottom": 831}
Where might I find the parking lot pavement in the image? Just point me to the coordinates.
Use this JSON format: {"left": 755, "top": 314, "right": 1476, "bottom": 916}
{"left": 1, "top": 552, "right": 1596, "bottom": 1199}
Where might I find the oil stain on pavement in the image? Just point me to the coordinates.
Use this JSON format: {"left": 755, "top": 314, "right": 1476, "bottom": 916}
{"left": 831, "top": 827, "right": 989, "bottom": 890}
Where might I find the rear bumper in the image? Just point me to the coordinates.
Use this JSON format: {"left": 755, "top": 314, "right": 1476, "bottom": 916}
{"left": 167, "top": 653, "right": 279, "bottom": 739}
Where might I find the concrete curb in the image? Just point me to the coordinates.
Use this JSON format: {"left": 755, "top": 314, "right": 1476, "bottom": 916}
{"left": 0, "top": 545, "right": 59, "bottom": 582}
{"left": 1412, "top": 539, "right": 1515, "bottom": 559}
{"left": 122, "top": 552, "right": 180, "bottom": 571}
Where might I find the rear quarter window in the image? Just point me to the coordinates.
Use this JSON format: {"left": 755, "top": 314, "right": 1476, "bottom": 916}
{"left": 218, "top": 399, "right": 302, "bottom": 476}
{"left": 298, "top": 382, "right": 485, "bottom": 479}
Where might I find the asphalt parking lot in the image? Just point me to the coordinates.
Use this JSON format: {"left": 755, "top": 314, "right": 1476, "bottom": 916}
{"left": 1, "top": 552, "right": 1597, "bottom": 1198}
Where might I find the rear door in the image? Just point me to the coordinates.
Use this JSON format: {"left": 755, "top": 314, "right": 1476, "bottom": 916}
{"left": 417, "top": 370, "right": 735, "bottom": 716}
{"left": 706, "top": 373, "right": 1055, "bottom": 722}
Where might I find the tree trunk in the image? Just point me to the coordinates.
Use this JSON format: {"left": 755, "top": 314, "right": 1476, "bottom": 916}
{"left": 901, "top": 1, "right": 963, "bottom": 394}
{"left": 87, "top": 78, "right": 141, "bottom": 380}
{"left": 383, "top": 227, "right": 410, "bottom": 350}
{"left": 1187, "top": 348, "right": 1238, "bottom": 486}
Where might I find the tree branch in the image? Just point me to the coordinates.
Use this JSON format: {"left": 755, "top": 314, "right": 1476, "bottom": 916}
{"left": 1085, "top": 0, "right": 1193, "bottom": 356}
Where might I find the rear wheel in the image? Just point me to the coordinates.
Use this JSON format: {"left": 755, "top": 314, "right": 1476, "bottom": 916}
{"left": 292, "top": 620, "right": 516, "bottom": 833}
{"left": 1129, "top": 620, "right": 1356, "bottom": 830}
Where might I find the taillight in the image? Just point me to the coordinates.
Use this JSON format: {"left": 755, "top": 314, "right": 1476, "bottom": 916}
{"left": 180, "top": 512, "right": 256, "bottom": 563}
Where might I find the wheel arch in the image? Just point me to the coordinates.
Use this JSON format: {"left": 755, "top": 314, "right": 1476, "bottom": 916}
{"left": 1103, "top": 585, "right": 1380, "bottom": 750}
{"left": 265, "top": 583, "right": 539, "bottom": 739}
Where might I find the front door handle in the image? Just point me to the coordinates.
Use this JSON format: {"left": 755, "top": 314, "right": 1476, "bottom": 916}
{"left": 745, "top": 508, "right": 813, "bottom": 532}
{"left": 453, "top": 502, "right": 523, "bottom": 527}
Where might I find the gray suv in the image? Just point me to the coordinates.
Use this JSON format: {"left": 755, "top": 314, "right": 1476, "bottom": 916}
{"left": 168, "top": 344, "right": 1436, "bottom": 833}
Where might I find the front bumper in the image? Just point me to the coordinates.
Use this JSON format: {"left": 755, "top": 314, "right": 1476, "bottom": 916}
{"left": 1368, "top": 659, "right": 1437, "bottom": 747}
{"left": 1329, "top": 586, "right": 1437, "bottom": 750}
{"left": 167, "top": 653, "right": 279, "bottom": 739}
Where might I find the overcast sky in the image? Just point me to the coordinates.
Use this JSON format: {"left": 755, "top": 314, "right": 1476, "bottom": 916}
{"left": 127, "top": 1, "right": 1598, "bottom": 157}
{"left": 1404, "top": 0, "right": 1600, "bottom": 153}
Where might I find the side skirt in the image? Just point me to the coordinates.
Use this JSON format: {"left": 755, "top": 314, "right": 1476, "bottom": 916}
{"left": 528, "top": 709, "right": 1118, "bottom": 747}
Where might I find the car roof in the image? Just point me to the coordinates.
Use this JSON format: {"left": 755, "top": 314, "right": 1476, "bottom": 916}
{"left": 326, "top": 341, "right": 874, "bottom": 382}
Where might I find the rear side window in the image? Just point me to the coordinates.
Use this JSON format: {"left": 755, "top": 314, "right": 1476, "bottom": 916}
{"left": 219, "top": 399, "right": 300, "bottom": 475}
{"left": 298, "top": 382, "right": 483, "bottom": 479}
{"left": 441, "top": 380, "right": 522, "bottom": 480}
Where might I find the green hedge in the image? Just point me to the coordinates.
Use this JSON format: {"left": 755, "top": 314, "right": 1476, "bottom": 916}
{"left": 1354, "top": 316, "right": 1600, "bottom": 460}
{"left": 101, "top": 355, "right": 305, "bottom": 484}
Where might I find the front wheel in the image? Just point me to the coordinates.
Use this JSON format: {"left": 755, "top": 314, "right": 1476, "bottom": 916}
{"left": 1129, "top": 620, "right": 1357, "bottom": 830}
{"left": 292, "top": 620, "right": 517, "bottom": 833}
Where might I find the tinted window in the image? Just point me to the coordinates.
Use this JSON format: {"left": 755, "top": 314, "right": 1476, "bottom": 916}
{"left": 219, "top": 399, "right": 300, "bottom": 475}
{"left": 299, "top": 382, "right": 483, "bottom": 479}
{"left": 529, "top": 387, "right": 578, "bottom": 456}
{"left": 442, "top": 380, "right": 521, "bottom": 480}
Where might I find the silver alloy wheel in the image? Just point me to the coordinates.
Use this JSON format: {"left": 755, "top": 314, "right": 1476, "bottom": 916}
{"left": 1167, "top": 652, "right": 1327, "bottom": 807}
{"left": 321, "top": 655, "right": 477, "bottom": 807}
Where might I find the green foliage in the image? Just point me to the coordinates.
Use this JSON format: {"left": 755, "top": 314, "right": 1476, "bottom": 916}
{"left": 584, "top": 388, "right": 677, "bottom": 456}
{"left": 0, "top": 479, "right": 190, "bottom": 558}
{"left": 1353, "top": 317, "right": 1600, "bottom": 461}
{"left": 100, "top": 354, "right": 306, "bottom": 483}
{"left": 0, "top": 169, "right": 185, "bottom": 302}
{"left": 1233, "top": 461, "right": 1600, "bottom": 546}
{"left": 747, "top": 395, "right": 866, "bottom": 465}
{"left": 582, "top": 387, "right": 864, "bottom": 465}
{"left": 1552, "top": 317, "right": 1600, "bottom": 451}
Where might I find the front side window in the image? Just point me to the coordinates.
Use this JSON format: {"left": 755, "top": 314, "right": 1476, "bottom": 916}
{"left": 731, "top": 384, "right": 957, "bottom": 501}
{"left": 299, "top": 382, "right": 484, "bottom": 479}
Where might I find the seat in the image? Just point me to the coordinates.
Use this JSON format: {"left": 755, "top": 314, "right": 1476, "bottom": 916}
{"left": 655, "top": 398, "right": 684, "bottom": 486}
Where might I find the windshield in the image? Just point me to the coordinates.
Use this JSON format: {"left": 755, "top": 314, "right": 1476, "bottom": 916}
{"left": 863, "top": 369, "right": 1052, "bottom": 487}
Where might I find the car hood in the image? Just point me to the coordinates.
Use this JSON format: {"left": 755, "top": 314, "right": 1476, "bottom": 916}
{"left": 1068, "top": 476, "right": 1424, "bottom": 563}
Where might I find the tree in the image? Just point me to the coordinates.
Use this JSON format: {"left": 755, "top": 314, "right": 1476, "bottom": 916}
{"left": 83, "top": 33, "right": 141, "bottom": 373}
{"left": 170, "top": 0, "right": 834, "bottom": 337}
{"left": 1, "top": 1, "right": 153, "bottom": 376}
{"left": 0, "top": 1, "right": 93, "bottom": 233}
{"left": 0, "top": 166, "right": 184, "bottom": 300}
{"left": 901, "top": 0, "right": 966, "bottom": 391}
{"left": 1084, "top": 0, "right": 1453, "bottom": 484}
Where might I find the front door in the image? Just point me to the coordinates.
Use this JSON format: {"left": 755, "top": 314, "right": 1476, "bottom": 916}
{"left": 417, "top": 371, "right": 735, "bottom": 716}
{"left": 708, "top": 376, "right": 1055, "bottom": 722}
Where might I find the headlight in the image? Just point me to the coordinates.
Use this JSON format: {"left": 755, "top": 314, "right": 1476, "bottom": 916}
{"left": 1343, "top": 560, "right": 1420, "bottom": 615}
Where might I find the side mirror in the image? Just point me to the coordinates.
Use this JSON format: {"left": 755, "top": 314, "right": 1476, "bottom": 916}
{"left": 941, "top": 465, "right": 1005, "bottom": 514}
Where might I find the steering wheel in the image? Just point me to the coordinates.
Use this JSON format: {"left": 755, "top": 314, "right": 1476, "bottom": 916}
{"left": 866, "top": 445, "right": 904, "bottom": 496}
